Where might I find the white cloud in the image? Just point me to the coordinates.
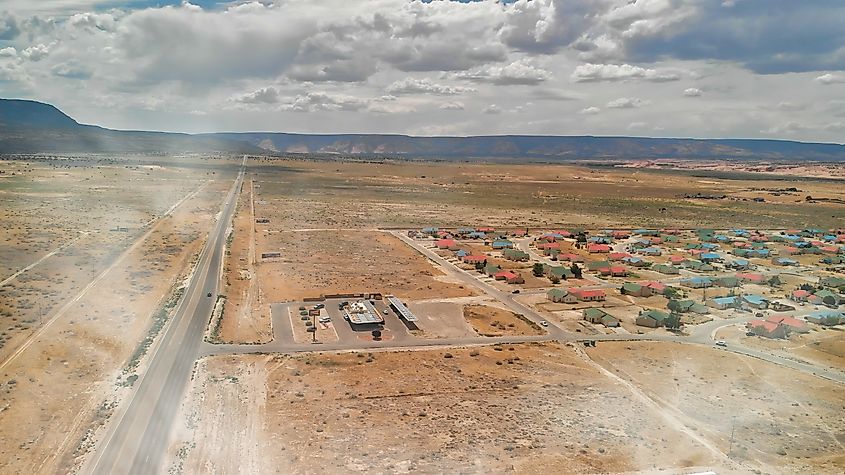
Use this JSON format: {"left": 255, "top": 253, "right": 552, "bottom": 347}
{"left": 815, "top": 73, "right": 845, "bottom": 85}
{"left": 439, "top": 101, "right": 465, "bottom": 110}
{"left": 580, "top": 106, "right": 601, "bottom": 115}
{"left": 571, "top": 63, "right": 681, "bottom": 83}
{"left": 482, "top": 104, "right": 502, "bottom": 114}
{"left": 0, "top": 46, "right": 16, "bottom": 58}
{"left": 455, "top": 59, "right": 551, "bottom": 85}
{"left": 606, "top": 97, "right": 649, "bottom": 109}
{"left": 386, "top": 78, "right": 475, "bottom": 95}
{"left": 21, "top": 43, "right": 50, "bottom": 61}
{"left": 683, "top": 87, "right": 702, "bottom": 97}
{"left": 234, "top": 87, "right": 281, "bottom": 104}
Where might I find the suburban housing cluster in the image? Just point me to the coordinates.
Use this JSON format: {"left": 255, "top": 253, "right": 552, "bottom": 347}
{"left": 412, "top": 225, "right": 845, "bottom": 337}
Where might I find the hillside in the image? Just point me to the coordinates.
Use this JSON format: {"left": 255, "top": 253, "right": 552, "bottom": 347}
{"left": 2, "top": 98, "right": 845, "bottom": 160}
{"left": 0, "top": 99, "right": 257, "bottom": 153}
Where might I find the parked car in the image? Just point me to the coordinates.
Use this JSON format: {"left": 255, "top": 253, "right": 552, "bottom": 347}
{"left": 318, "top": 316, "right": 330, "bottom": 324}
{"left": 511, "top": 289, "right": 520, "bottom": 294}
{"left": 314, "top": 303, "right": 325, "bottom": 310}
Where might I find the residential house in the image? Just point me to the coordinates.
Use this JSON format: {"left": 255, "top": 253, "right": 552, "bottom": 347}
{"left": 583, "top": 308, "right": 619, "bottom": 327}
{"left": 492, "top": 239, "right": 514, "bottom": 250}
{"left": 742, "top": 294, "right": 769, "bottom": 309}
{"left": 714, "top": 276, "right": 741, "bottom": 288}
{"left": 806, "top": 310, "right": 844, "bottom": 326}
{"left": 435, "top": 238, "right": 459, "bottom": 250}
{"left": 544, "top": 265, "right": 574, "bottom": 280}
{"left": 494, "top": 271, "right": 524, "bottom": 284}
{"left": 772, "top": 257, "right": 798, "bottom": 266}
{"left": 708, "top": 295, "right": 740, "bottom": 310}
{"left": 587, "top": 243, "right": 611, "bottom": 253}
{"left": 462, "top": 254, "right": 488, "bottom": 265}
{"left": 766, "top": 316, "right": 809, "bottom": 333}
{"left": 568, "top": 288, "right": 607, "bottom": 302}
{"left": 636, "top": 309, "right": 669, "bottom": 328}
{"left": 668, "top": 299, "right": 710, "bottom": 314}
{"left": 652, "top": 264, "right": 680, "bottom": 275}
{"left": 790, "top": 289, "right": 811, "bottom": 302}
{"left": 547, "top": 288, "right": 578, "bottom": 304}
{"left": 621, "top": 282, "right": 653, "bottom": 297}
{"left": 502, "top": 249, "right": 529, "bottom": 261}
{"left": 681, "top": 277, "right": 712, "bottom": 289}
{"left": 642, "top": 281, "right": 668, "bottom": 295}
{"left": 748, "top": 319, "right": 787, "bottom": 338}
{"left": 809, "top": 289, "right": 842, "bottom": 307}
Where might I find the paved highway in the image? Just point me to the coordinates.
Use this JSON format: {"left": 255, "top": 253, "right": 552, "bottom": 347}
{"left": 85, "top": 157, "right": 246, "bottom": 475}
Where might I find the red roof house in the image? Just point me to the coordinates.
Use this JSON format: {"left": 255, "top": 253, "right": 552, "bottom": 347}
{"left": 462, "top": 254, "right": 488, "bottom": 264}
{"left": 494, "top": 271, "right": 524, "bottom": 284}
{"left": 588, "top": 244, "right": 611, "bottom": 253}
{"left": 568, "top": 288, "right": 607, "bottom": 301}
{"left": 436, "top": 238, "right": 458, "bottom": 250}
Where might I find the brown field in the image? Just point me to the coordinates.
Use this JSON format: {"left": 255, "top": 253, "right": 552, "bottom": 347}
{"left": 587, "top": 341, "right": 845, "bottom": 474}
{"left": 463, "top": 304, "right": 545, "bottom": 336}
{"left": 256, "top": 229, "right": 475, "bottom": 301}
{"left": 245, "top": 158, "right": 845, "bottom": 229}
{"left": 217, "top": 178, "right": 272, "bottom": 343}
{"left": 166, "top": 343, "right": 727, "bottom": 474}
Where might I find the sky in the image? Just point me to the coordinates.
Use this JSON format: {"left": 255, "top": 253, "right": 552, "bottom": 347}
{"left": 1, "top": 0, "right": 844, "bottom": 141}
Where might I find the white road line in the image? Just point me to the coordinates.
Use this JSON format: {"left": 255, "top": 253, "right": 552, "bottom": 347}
{"left": 0, "top": 232, "right": 87, "bottom": 287}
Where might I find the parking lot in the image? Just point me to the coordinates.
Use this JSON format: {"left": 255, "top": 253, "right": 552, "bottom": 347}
{"left": 277, "top": 297, "right": 415, "bottom": 345}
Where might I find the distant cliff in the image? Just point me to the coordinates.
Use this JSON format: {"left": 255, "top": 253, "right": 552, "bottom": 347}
{"left": 205, "top": 132, "right": 845, "bottom": 161}
{"left": 2, "top": 98, "right": 845, "bottom": 160}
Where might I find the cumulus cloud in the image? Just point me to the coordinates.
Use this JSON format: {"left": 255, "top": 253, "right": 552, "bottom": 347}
{"left": 683, "top": 87, "right": 702, "bottom": 97}
{"left": 580, "top": 106, "right": 601, "bottom": 115}
{"left": 455, "top": 59, "right": 551, "bottom": 85}
{"left": 815, "top": 73, "right": 845, "bottom": 85}
{"left": 571, "top": 63, "right": 681, "bottom": 83}
{"left": 234, "top": 87, "right": 281, "bottom": 104}
{"left": 0, "top": 46, "right": 16, "bottom": 58}
{"left": 21, "top": 43, "right": 50, "bottom": 61}
{"left": 386, "top": 78, "right": 475, "bottom": 95}
{"left": 439, "top": 101, "right": 465, "bottom": 110}
{"left": 606, "top": 97, "right": 649, "bottom": 109}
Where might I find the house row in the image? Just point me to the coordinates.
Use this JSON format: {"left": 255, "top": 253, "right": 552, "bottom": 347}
{"left": 748, "top": 315, "right": 808, "bottom": 339}
{"left": 547, "top": 288, "right": 606, "bottom": 303}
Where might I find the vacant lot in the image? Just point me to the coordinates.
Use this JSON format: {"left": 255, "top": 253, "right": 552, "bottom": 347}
{"left": 167, "top": 343, "right": 726, "bottom": 474}
{"left": 256, "top": 230, "right": 475, "bottom": 301}
{"left": 246, "top": 158, "right": 845, "bottom": 229}
{"left": 463, "top": 304, "right": 544, "bottom": 336}
{"left": 587, "top": 341, "right": 845, "bottom": 474}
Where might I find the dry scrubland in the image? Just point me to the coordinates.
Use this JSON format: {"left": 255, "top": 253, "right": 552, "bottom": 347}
{"left": 246, "top": 158, "right": 844, "bottom": 229}
{"left": 215, "top": 178, "right": 272, "bottom": 343}
{"left": 169, "top": 343, "right": 725, "bottom": 474}
{"left": 463, "top": 304, "right": 545, "bottom": 336}
{"left": 0, "top": 155, "right": 237, "bottom": 474}
{"left": 587, "top": 342, "right": 845, "bottom": 474}
{"left": 256, "top": 229, "right": 476, "bottom": 301}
